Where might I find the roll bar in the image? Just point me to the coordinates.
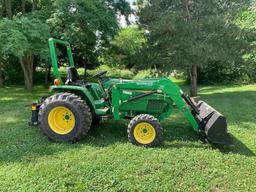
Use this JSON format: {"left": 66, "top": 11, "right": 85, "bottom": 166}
{"left": 48, "top": 38, "right": 75, "bottom": 84}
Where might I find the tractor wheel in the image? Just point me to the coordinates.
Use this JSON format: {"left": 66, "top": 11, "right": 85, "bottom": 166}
{"left": 38, "top": 93, "right": 92, "bottom": 142}
{"left": 127, "top": 114, "right": 163, "bottom": 147}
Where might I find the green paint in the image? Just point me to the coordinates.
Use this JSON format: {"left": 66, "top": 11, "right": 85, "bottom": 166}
{"left": 48, "top": 38, "right": 199, "bottom": 131}
{"left": 48, "top": 38, "right": 75, "bottom": 85}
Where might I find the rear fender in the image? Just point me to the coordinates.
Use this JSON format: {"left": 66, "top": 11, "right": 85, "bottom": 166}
{"left": 49, "top": 86, "right": 97, "bottom": 113}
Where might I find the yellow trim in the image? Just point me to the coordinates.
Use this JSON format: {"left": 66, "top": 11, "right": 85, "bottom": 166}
{"left": 48, "top": 106, "right": 75, "bottom": 135}
{"left": 32, "top": 105, "right": 37, "bottom": 111}
{"left": 133, "top": 122, "right": 156, "bottom": 144}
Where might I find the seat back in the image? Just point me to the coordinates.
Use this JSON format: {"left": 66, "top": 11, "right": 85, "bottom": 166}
{"left": 67, "top": 67, "right": 79, "bottom": 82}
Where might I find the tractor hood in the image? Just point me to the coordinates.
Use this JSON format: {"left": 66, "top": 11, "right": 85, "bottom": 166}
{"left": 103, "top": 78, "right": 171, "bottom": 91}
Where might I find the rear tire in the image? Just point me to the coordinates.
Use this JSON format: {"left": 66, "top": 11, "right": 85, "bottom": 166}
{"left": 38, "top": 93, "right": 92, "bottom": 142}
{"left": 127, "top": 114, "right": 163, "bottom": 147}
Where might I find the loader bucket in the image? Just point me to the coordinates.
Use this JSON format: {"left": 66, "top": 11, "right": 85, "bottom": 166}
{"left": 193, "top": 101, "right": 233, "bottom": 145}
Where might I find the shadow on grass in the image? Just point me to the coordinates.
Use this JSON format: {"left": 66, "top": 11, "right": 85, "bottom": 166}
{"left": 88, "top": 120, "right": 255, "bottom": 157}
{"left": 0, "top": 120, "right": 128, "bottom": 163}
{"left": 0, "top": 109, "right": 255, "bottom": 163}
{"left": 83, "top": 120, "right": 128, "bottom": 146}
{"left": 0, "top": 85, "right": 255, "bottom": 163}
{"left": 216, "top": 134, "right": 255, "bottom": 157}
{"left": 0, "top": 121, "right": 82, "bottom": 163}
{"left": 0, "top": 119, "right": 254, "bottom": 164}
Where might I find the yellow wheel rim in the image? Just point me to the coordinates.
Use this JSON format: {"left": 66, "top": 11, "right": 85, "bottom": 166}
{"left": 48, "top": 106, "right": 75, "bottom": 135}
{"left": 133, "top": 122, "right": 156, "bottom": 144}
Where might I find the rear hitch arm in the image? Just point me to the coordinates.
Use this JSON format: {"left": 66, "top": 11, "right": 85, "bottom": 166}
{"left": 28, "top": 96, "right": 47, "bottom": 126}
{"left": 29, "top": 103, "right": 41, "bottom": 126}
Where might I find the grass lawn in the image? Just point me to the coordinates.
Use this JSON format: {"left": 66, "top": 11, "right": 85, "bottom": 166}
{"left": 0, "top": 84, "right": 256, "bottom": 191}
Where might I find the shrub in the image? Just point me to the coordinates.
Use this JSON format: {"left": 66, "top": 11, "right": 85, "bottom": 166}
{"left": 4, "top": 58, "right": 24, "bottom": 85}
{"left": 197, "top": 61, "right": 254, "bottom": 84}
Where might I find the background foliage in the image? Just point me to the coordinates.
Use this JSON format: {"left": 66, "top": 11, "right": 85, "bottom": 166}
{"left": 99, "top": 26, "right": 147, "bottom": 68}
{"left": 0, "top": 0, "right": 255, "bottom": 92}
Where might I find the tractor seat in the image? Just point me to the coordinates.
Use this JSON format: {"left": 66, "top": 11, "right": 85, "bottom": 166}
{"left": 65, "top": 67, "right": 91, "bottom": 88}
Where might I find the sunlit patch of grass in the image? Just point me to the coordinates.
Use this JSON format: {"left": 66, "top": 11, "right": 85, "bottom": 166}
{"left": 0, "top": 84, "right": 256, "bottom": 191}
{"left": 199, "top": 84, "right": 256, "bottom": 95}
{"left": 0, "top": 97, "right": 15, "bottom": 101}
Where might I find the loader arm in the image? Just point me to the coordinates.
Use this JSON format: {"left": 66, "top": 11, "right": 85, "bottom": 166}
{"left": 111, "top": 78, "right": 199, "bottom": 131}
{"left": 160, "top": 80, "right": 199, "bottom": 131}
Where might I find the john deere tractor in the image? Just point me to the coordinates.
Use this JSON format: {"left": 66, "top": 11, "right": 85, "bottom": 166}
{"left": 30, "top": 38, "right": 233, "bottom": 147}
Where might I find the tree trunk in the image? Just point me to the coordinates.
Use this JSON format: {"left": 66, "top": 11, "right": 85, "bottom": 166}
{"left": 189, "top": 65, "right": 197, "bottom": 97}
{"left": 45, "top": 65, "right": 51, "bottom": 86}
{"left": 0, "top": 1, "right": 4, "bottom": 17}
{"left": 83, "top": 58, "right": 87, "bottom": 78}
{"left": 47, "top": 65, "right": 51, "bottom": 81}
{"left": 20, "top": 54, "right": 34, "bottom": 91}
{"left": 125, "top": 16, "right": 131, "bottom": 26}
{"left": 0, "top": 73, "right": 3, "bottom": 88}
{"left": 32, "top": 0, "right": 38, "bottom": 11}
{"left": 0, "top": 55, "right": 4, "bottom": 87}
{"left": 21, "top": 0, "right": 25, "bottom": 14}
{"left": 84, "top": 65, "right": 87, "bottom": 78}
{"left": 5, "top": 0, "right": 12, "bottom": 18}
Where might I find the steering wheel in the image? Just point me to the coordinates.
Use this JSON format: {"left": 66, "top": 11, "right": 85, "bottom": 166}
{"left": 94, "top": 70, "right": 108, "bottom": 79}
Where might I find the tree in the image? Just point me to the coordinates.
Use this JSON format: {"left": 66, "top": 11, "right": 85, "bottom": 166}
{"left": 0, "top": 73, "right": 3, "bottom": 87}
{"left": 0, "top": 0, "right": 131, "bottom": 87}
{"left": 47, "top": 0, "right": 132, "bottom": 76}
{"left": 0, "top": 17, "right": 50, "bottom": 90}
{"left": 0, "top": 0, "right": 52, "bottom": 88}
{"left": 113, "top": 0, "right": 132, "bottom": 25}
{"left": 21, "top": 0, "right": 26, "bottom": 14}
{"left": 236, "top": 3, "right": 256, "bottom": 82}
{"left": 101, "top": 26, "right": 147, "bottom": 68}
{"left": 0, "top": 0, "right": 12, "bottom": 87}
{"left": 0, "top": 55, "right": 4, "bottom": 87}
{"left": 4, "top": 0, "right": 12, "bottom": 18}
{"left": 138, "top": 0, "right": 251, "bottom": 96}
{"left": 32, "top": 0, "right": 38, "bottom": 11}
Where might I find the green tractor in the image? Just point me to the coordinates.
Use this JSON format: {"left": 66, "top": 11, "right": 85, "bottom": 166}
{"left": 30, "top": 38, "right": 233, "bottom": 147}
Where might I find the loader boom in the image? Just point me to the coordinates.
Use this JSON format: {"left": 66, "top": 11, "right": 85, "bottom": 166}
{"left": 110, "top": 78, "right": 199, "bottom": 131}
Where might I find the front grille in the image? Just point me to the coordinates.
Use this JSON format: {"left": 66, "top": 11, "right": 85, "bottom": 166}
{"left": 147, "top": 100, "right": 165, "bottom": 111}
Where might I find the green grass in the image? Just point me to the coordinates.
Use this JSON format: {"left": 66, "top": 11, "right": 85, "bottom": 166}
{"left": 0, "top": 84, "right": 256, "bottom": 191}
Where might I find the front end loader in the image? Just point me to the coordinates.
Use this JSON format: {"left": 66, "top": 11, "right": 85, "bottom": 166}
{"left": 30, "top": 38, "right": 233, "bottom": 147}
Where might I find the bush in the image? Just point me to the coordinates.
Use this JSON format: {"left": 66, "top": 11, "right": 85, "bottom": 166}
{"left": 4, "top": 59, "right": 46, "bottom": 86}
{"left": 87, "top": 65, "right": 134, "bottom": 79}
{"left": 197, "top": 61, "right": 254, "bottom": 84}
{"left": 4, "top": 58, "right": 24, "bottom": 85}
{"left": 133, "top": 69, "right": 158, "bottom": 79}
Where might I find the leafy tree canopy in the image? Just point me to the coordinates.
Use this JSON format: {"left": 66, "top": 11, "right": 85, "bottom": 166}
{"left": 0, "top": 16, "right": 50, "bottom": 90}
{"left": 100, "top": 26, "right": 147, "bottom": 68}
{"left": 138, "top": 0, "right": 252, "bottom": 95}
{"left": 47, "top": 0, "right": 132, "bottom": 71}
{"left": 0, "top": 17, "right": 49, "bottom": 59}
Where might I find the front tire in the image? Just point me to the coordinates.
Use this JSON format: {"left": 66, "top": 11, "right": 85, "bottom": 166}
{"left": 127, "top": 114, "right": 163, "bottom": 147}
{"left": 38, "top": 93, "right": 92, "bottom": 142}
